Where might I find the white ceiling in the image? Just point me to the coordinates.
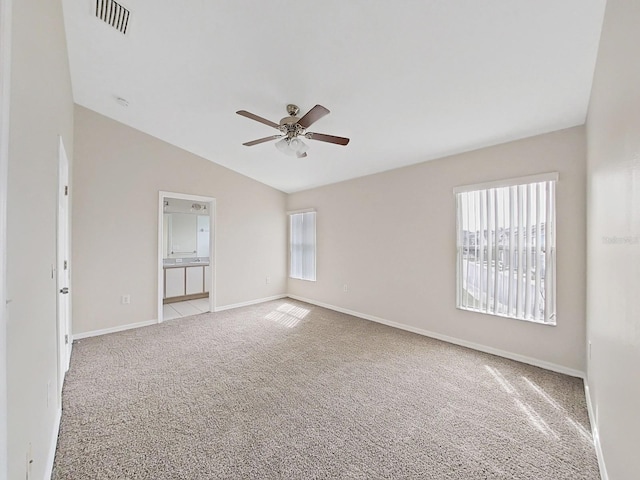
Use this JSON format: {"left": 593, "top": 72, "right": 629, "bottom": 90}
{"left": 62, "top": 0, "right": 606, "bottom": 193}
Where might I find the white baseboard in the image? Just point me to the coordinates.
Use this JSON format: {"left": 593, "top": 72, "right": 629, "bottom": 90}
{"left": 73, "top": 295, "right": 288, "bottom": 339}
{"left": 43, "top": 407, "right": 61, "bottom": 480}
{"left": 287, "top": 295, "right": 585, "bottom": 379}
{"left": 584, "top": 381, "right": 608, "bottom": 480}
{"left": 73, "top": 319, "right": 158, "bottom": 340}
{"left": 214, "top": 294, "right": 287, "bottom": 312}
{"left": 66, "top": 341, "right": 73, "bottom": 371}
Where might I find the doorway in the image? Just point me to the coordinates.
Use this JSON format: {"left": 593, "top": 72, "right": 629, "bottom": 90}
{"left": 56, "top": 136, "right": 71, "bottom": 401}
{"left": 157, "top": 191, "right": 215, "bottom": 322}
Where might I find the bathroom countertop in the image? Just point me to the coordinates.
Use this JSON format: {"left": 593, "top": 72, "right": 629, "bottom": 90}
{"left": 163, "top": 262, "right": 210, "bottom": 268}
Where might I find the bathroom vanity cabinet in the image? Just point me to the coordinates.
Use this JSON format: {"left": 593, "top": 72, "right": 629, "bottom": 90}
{"left": 163, "top": 263, "right": 211, "bottom": 303}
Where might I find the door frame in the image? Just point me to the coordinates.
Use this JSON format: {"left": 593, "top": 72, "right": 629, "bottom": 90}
{"left": 157, "top": 191, "right": 216, "bottom": 322}
{"left": 56, "top": 136, "right": 71, "bottom": 398}
{"left": 0, "top": 0, "right": 11, "bottom": 478}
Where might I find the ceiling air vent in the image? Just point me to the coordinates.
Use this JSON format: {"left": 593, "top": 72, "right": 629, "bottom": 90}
{"left": 95, "top": 0, "right": 130, "bottom": 34}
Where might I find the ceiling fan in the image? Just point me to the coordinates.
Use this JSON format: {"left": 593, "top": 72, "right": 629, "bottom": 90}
{"left": 236, "top": 104, "right": 350, "bottom": 158}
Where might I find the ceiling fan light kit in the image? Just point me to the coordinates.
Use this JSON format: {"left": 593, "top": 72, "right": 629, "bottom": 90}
{"left": 276, "top": 137, "right": 309, "bottom": 158}
{"left": 237, "top": 104, "right": 350, "bottom": 157}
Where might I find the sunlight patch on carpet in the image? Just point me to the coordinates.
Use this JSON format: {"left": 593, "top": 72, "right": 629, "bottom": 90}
{"left": 265, "top": 303, "right": 310, "bottom": 328}
{"left": 485, "top": 365, "right": 518, "bottom": 395}
{"left": 514, "top": 398, "right": 559, "bottom": 438}
{"left": 522, "top": 376, "right": 563, "bottom": 410}
{"left": 566, "top": 417, "right": 593, "bottom": 442}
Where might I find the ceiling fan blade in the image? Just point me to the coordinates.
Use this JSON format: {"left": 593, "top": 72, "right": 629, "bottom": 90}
{"left": 305, "top": 132, "right": 350, "bottom": 146}
{"left": 242, "top": 135, "right": 282, "bottom": 146}
{"left": 297, "top": 105, "right": 330, "bottom": 129}
{"left": 236, "top": 110, "right": 280, "bottom": 129}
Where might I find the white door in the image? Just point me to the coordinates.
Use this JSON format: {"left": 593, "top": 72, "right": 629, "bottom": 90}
{"left": 57, "top": 137, "right": 71, "bottom": 397}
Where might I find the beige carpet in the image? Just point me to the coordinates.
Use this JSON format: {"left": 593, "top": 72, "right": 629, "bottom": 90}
{"left": 52, "top": 299, "right": 600, "bottom": 479}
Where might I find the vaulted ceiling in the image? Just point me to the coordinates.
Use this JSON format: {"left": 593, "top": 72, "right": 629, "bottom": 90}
{"left": 62, "top": 0, "right": 606, "bottom": 193}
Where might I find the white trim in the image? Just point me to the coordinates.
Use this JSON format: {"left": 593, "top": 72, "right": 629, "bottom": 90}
{"left": 158, "top": 191, "right": 216, "bottom": 322}
{"left": 157, "top": 196, "right": 163, "bottom": 321}
{"left": 455, "top": 305, "right": 557, "bottom": 327}
{"left": 43, "top": 407, "right": 62, "bottom": 480}
{"left": 56, "top": 136, "right": 71, "bottom": 407}
{"left": 453, "top": 172, "right": 559, "bottom": 194}
{"left": 0, "top": 0, "right": 11, "bottom": 478}
{"left": 73, "top": 319, "right": 158, "bottom": 340}
{"left": 286, "top": 207, "right": 316, "bottom": 215}
{"left": 214, "top": 294, "right": 288, "bottom": 312}
{"left": 584, "top": 381, "right": 609, "bottom": 480}
{"left": 287, "top": 295, "right": 585, "bottom": 378}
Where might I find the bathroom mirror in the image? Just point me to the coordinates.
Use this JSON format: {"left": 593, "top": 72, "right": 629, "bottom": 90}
{"left": 163, "top": 199, "right": 210, "bottom": 259}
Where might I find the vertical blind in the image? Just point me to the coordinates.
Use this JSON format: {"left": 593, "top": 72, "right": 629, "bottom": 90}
{"left": 455, "top": 175, "right": 557, "bottom": 324}
{"left": 290, "top": 211, "right": 316, "bottom": 281}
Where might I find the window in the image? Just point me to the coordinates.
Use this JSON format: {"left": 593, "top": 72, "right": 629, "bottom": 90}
{"left": 454, "top": 173, "right": 557, "bottom": 324}
{"left": 289, "top": 210, "right": 316, "bottom": 281}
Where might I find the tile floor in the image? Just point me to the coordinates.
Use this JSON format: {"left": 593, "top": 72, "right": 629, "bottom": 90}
{"left": 163, "top": 297, "right": 210, "bottom": 320}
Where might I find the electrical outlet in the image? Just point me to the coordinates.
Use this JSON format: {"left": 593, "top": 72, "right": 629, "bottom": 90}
{"left": 265, "top": 276, "right": 271, "bottom": 284}
{"left": 121, "top": 294, "right": 131, "bottom": 305}
{"left": 343, "top": 284, "right": 348, "bottom": 293}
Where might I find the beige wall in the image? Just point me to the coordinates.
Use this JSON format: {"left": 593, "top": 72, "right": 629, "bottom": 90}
{"left": 72, "top": 106, "right": 287, "bottom": 335}
{"left": 6, "top": 0, "right": 74, "bottom": 478}
{"left": 288, "top": 126, "right": 587, "bottom": 373}
{"left": 585, "top": 1, "right": 640, "bottom": 478}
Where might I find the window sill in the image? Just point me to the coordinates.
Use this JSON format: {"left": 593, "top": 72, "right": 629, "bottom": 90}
{"left": 456, "top": 306, "right": 556, "bottom": 326}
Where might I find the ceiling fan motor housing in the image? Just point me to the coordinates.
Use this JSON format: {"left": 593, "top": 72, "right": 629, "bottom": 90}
{"left": 279, "top": 117, "right": 305, "bottom": 139}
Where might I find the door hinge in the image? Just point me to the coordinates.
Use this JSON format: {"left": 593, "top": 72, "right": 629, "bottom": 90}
{"left": 64, "top": 334, "right": 69, "bottom": 345}
{"left": 64, "top": 185, "right": 69, "bottom": 196}
{"left": 64, "top": 260, "right": 68, "bottom": 270}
